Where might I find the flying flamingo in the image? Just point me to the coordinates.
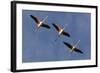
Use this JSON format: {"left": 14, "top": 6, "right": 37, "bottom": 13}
{"left": 52, "top": 23, "right": 70, "bottom": 37}
{"left": 30, "top": 15, "right": 50, "bottom": 31}
{"left": 63, "top": 40, "right": 83, "bottom": 54}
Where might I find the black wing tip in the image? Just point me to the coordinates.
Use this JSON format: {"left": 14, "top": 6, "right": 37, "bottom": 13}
{"left": 53, "top": 23, "right": 58, "bottom": 26}
{"left": 46, "top": 26, "right": 51, "bottom": 29}
{"left": 80, "top": 51, "right": 84, "bottom": 54}
{"left": 30, "top": 15, "right": 36, "bottom": 18}
{"left": 63, "top": 41, "right": 70, "bottom": 46}
{"left": 63, "top": 41, "right": 67, "bottom": 45}
{"left": 66, "top": 33, "right": 70, "bottom": 37}
{"left": 52, "top": 23, "right": 59, "bottom": 30}
{"left": 30, "top": 15, "right": 33, "bottom": 18}
{"left": 52, "top": 23, "right": 56, "bottom": 26}
{"left": 75, "top": 48, "right": 84, "bottom": 54}
{"left": 48, "top": 26, "right": 51, "bottom": 29}
{"left": 68, "top": 34, "right": 70, "bottom": 37}
{"left": 30, "top": 14, "right": 32, "bottom": 16}
{"left": 77, "top": 50, "right": 83, "bottom": 54}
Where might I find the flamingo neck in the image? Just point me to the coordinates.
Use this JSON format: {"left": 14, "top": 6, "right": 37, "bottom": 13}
{"left": 74, "top": 40, "right": 80, "bottom": 48}
{"left": 42, "top": 16, "right": 48, "bottom": 22}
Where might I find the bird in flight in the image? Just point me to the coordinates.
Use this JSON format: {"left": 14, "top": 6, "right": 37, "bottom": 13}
{"left": 52, "top": 23, "right": 70, "bottom": 37}
{"left": 63, "top": 40, "right": 83, "bottom": 54}
{"left": 30, "top": 15, "right": 50, "bottom": 31}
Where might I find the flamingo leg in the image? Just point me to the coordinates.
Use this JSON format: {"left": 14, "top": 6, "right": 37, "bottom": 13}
{"left": 54, "top": 35, "right": 59, "bottom": 42}
{"left": 34, "top": 28, "right": 39, "bottom": 32}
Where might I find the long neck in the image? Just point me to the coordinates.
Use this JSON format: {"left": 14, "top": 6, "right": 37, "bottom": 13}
{"left": 62, "top": 24, "right": 68, "bottom": 30}
{"left": 74, "top": 40, "right": 80, "bottom": 48}
{"left": 42, "top": 16, "right": 48, "bottom": 23}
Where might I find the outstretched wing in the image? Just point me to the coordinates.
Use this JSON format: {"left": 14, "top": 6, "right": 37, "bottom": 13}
{"left": 62, "top": 31, "right": 70, "bottom": 37}
{"left": 52, "top": 24, "right": 61, "bottom": 32}
{"left": 63, "top": 41, "right": 73, "bottom": 49}
{"left": 30, "top": 15, "right": 40, "bottom": 24}
{"left": 74, "top": 48, "right": 83, "bottom": 54}
{"left": 42, "top": 23, "right": 51, "bottom": 29}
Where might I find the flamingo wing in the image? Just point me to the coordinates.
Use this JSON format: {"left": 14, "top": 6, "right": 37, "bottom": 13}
{"left": 52, "top": 23, "right": 61, "bottom": 32}
{"left": 42, "top": 23, "right": 51, "bottom": 29}
{"left": 62, "top": 31, "right": 70, "bottom": 37}
{"left": 30, "top": 15, "right": 40, "bottom": 24}
{"left": 74, "top": 48, "right": 83, "bottom": 54}
{"left": 63, "top": 41, "right": 73, "bottom": 49}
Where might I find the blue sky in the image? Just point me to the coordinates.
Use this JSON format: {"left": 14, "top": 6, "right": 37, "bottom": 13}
{"left": 22, "top": 10, "right": 91, "bottom": 63}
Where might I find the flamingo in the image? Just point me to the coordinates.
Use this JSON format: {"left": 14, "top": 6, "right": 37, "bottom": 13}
{"left": 30, "top": 15, "right": 50, "bottom": 31}
{"left": 52, "top": 23, "right": 70, "bottom": 37}
{"left": 63, "top": 40, "right": 83, "bottom": 54}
